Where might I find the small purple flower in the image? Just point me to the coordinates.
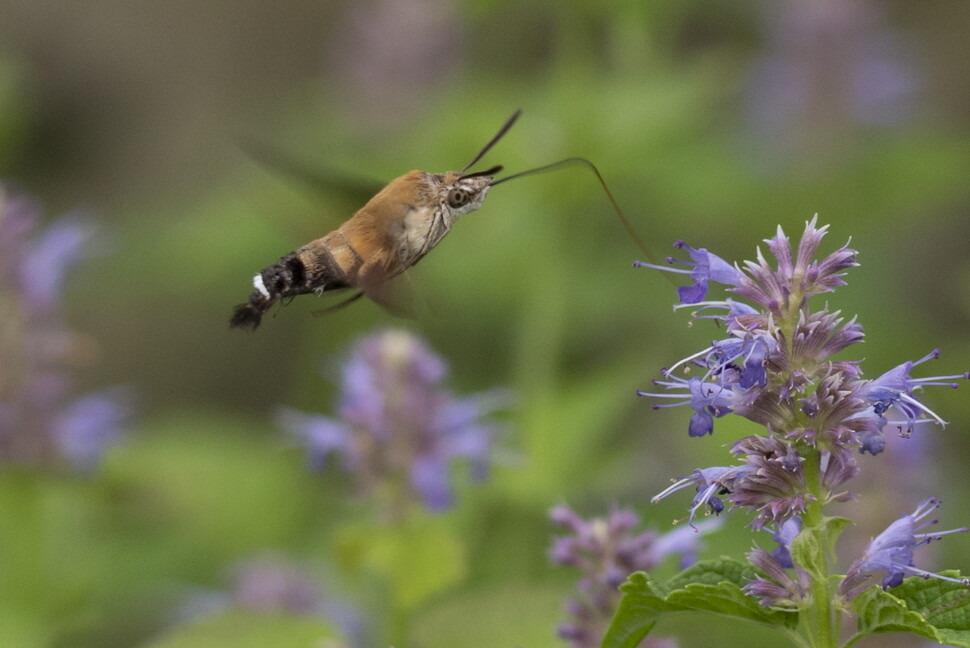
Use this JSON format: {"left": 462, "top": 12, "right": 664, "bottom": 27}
{"left": 839, "top": 499, "right": 969, "bottom": 598}
{"left": 279, "top": 329, "right": 510, "bottom": 512}
{"left": 861, "top": 349, "right": 968, "bottom": 435}
{"left": 277, "top": 409, "right": 355, "bottom": 473}
{"left": 651, "top": 465, "right": 752, "bottom": 526}
{"left": 639, "top": 375, "right": 740, "bottom": 438}
{"left": 656, "top": 439, "right": 856, "bottom": 532}
{"left": 790, "top": 372, "right": 871, "bottom": 452}
{"left": 696, "top": 333, "right": 779, "bottom": 391}
{"left": 650, "top": 407, "right": 861, "bottom": 524}
{"left": 550, "top": 505, "right": 717, "bottom": 648}
{"left": 635, "top": 241, "right": 742, "bottom": 304}
{"left": 21, "top": 215, "right": 98, "bottom": 317}
{"left": 769, "top": 517, "right": 802, "bottom": 569}
{"left": 790, "top": 310, "right": 865, "bottom": 366}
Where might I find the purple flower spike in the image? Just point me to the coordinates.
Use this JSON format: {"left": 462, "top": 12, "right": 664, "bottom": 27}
{"left": 0, "top": 185, "right": 129, "bottom": 470}
{"left": 279, "top": 330, "right": 510, "bottom": 512}
{"left": 636, "top": 219, "right": 970, "bottom": 624}
{"left": 639, "top": 219, "right": 964, "bottom": 484}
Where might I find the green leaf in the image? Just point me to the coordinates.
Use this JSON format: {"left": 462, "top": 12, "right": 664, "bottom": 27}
{"left": 143, "top": 610, "right": 339, "bottom": 648}
{"left": 852, "top": 586, "right": 940, "bottom": 643}
{"left": 603, "top": 560, "right": 797, "bottom": 648}
{"left": 602, "top": 573, "right": 663, "bottom": 648}
{"left": 851, "top": 574, "right": 970, "bottom": 647}
{"left": 790, "top": 527, "right": 826, "bottom": 581}
{"left": 892, "top": 573, "right": 970, "bottom": 646}
{"left": 821, "top": 516, "right": 853, "bottom": 555}
{"left": 665, "top": 558, "right": 753, "bottom": 592}
{"left": 667, "top": 581, "right": 797, "bottom": 629}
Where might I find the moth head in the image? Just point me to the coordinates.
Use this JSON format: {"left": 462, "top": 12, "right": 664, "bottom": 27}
{"left": 434, "top": 165, "right": 501, "bottom": 219}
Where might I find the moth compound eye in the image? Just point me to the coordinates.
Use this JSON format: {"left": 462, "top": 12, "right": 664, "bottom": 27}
{"left": 447, "top": 188, "right": 470, "bottom": 208}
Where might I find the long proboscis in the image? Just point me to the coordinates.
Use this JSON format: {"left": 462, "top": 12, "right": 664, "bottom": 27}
{"left": 491, "top": 157, "right": 664, "bottom": 268}
{"left": 461, "top": 109, "right": 523, "bottom": 173}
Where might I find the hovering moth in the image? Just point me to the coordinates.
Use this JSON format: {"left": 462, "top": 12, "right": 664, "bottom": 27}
{"left": 229, "top": 111, "right": 521, "bottom": 330}
{"left": 229, "top": 110, "right": 656, "bottom": 330}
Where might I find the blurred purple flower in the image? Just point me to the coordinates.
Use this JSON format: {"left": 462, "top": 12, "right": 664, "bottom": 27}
{"left": 54, "top": 388, "right": 131, "bottom": 472}
{"left": 0, "top": 185, "right": 128, "bottom": 470}
{"left": 232, "top": 554, "right": 325, "bottom": 615}
{"left": 550, "top": 505, "right": 716, "bottom": 648}
{"left": 742, "top": 0, "right": 919, "bottom": 164}
{"left": 326, "top": 0, "right": 461, "bottom": 127}
{"left": 280, "top": 329, "right": 510, "bottom": 512}
{"left": 176, "top": 553, "right": 364, "bottom": 648}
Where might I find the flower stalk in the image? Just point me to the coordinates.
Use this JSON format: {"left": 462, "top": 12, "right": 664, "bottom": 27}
{"left": 800, "top": 448, "right": 836, "bottom": 648}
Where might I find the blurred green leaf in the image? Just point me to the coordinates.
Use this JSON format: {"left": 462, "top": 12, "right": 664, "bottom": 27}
{"left": 142, "top": 610, "right": 339, "bottom": 648}
{"left": 409, "top": 582, "right": 564, "bottom": 648}
{"left": 334, "top": 513, "right": 466, "bottom": 612}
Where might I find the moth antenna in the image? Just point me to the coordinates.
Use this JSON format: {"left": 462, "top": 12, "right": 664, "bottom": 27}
{"left": 459, "top": 164, "right": 503, "bottom": 180}
{"left": 492, "top": 157, "right": 668, "bottom": 272}
{"left": 461, "top": 109, "right": 522, "bottom": 173}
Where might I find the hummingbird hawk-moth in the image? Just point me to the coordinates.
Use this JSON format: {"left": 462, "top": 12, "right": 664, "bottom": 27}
{"left": 229, "top": 110, "right": 657, "bottom": 330}
{"left": 229, "top": 111, "right": 522, "bottom": 331}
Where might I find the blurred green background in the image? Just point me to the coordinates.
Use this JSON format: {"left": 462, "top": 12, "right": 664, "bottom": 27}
{"left": 0, "top": 1, "right": 968, "bottom": 647}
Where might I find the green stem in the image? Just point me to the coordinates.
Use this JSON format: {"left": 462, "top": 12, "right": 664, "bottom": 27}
{"left": 799, "top": 449, "right": 839, "bottom": 648}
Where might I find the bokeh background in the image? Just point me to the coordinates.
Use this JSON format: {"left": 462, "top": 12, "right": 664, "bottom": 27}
{"left": 0, "top": 1, "right": 968, "bottom": 647}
